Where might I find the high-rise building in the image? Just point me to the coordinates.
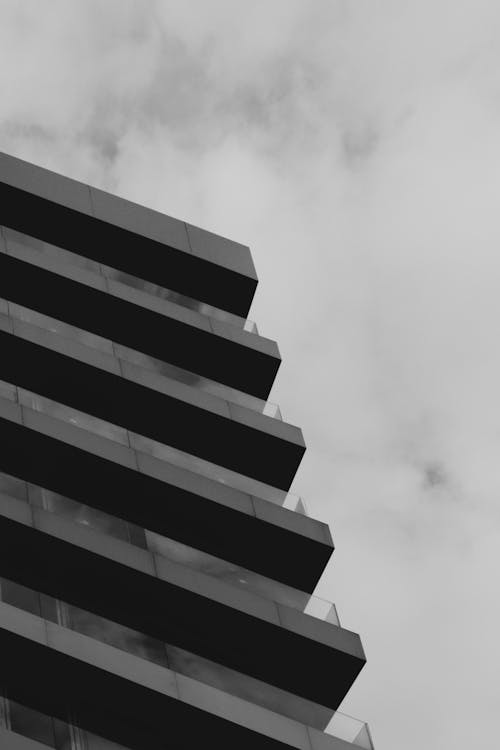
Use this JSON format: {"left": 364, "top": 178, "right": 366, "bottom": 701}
{"left": 0, "top": 151, "right": 373, "bottom": 750}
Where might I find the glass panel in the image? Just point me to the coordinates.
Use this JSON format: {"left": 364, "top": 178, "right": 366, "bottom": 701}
{"left": 166, "top": 644, "right": 333, "bottom": 730}
{"left": 53, "top": 718, "right": 77, "bottom": 750}
{"left": 0, "top": 693, "right": 9, "bottom": 729}
{"left": 19, "top": 390, "right": 130, "bottom": 446}
{"left": 62, "top": 603, "right": 167, "bottom": 667}
{"left": 143, "top": 530, "right": 339, "bottom": 624}
{"left": 3, "top": 227, "right": 102, "bottom": 273}
{"left": 3, "top": 298, "right": 282, "bottom": 420}
{"left": 2, "top": 226, "right": 257, "bottom": 334}
{"left": 327, "top": 712, "right": 375, "bottom": 749}
{"left": 113, "top": 343, "right": 281, "bottom": 419}
{"left": 0, "top": 577, "right": 41, "bottom": 617}
{"left": 0, "top": 380, "right": 17, "bottom": 402}
{"left": 303, "top": 597, "right": 340, "bottom": 625}
{"left": 7, "top": 698, "right": 56, "bottom": 747}
{"left": 38, "top": 489, "right": 132, "bottom": 544}
{"left": 96, "top": 266, "right": 258, "bottom": 334}
{"left": 1, "top": 693, "right": 131, "bottom": 750}
{"left": 9, "top": 302, "right": 114, "bottom": 354}
{"left": 0, "top": 470, "right": 28, "bottom": 501}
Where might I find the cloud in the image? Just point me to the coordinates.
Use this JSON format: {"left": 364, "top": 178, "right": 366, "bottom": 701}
{"left": 1, "top": 2, "right": 500, "bottom": 748}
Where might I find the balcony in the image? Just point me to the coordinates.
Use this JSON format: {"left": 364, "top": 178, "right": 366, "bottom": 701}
{"left": 0, "top": 317, "right": 304, "bottom": 491}
{"left": 0, "top": 240, "right": 279, "bottom": 399}
{"left": 0, "top": 393, "right": 331, "bottom": 592}
{"left": 0, "top": 468, "right": 339, "bottom": 627}
{"left": 0, "top": 150, "right": 257, "bottom": 317}
{"left": 0, "top": 491, "right": 364, "bottom": 713}
{"left": 2, "top": 297, "right": 284, "bottom": 419}
{"left": 0, "top": 600, "right": 373, "bottom": 750}
{"left": 2, "top": 226, "right": 260, "bottom": 335}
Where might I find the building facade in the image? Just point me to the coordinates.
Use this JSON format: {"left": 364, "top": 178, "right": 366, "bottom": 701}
{"left": 0, "top": 151, "right": 373, "bottom": 750}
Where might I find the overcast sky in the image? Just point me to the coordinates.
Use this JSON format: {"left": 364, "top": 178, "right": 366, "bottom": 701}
{"left": 1, "top": 1, "right": 500, "bottom": 748}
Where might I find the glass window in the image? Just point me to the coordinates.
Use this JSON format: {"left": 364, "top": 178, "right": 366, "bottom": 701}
{"left": 7, "top": 698, "right": 56, "bottom": 747}
{"left": 0, "top": 379, "right": 17, "bottom": 403}
{"left": 9, "top": 303, "right": 114, "bottom": 354}
{"left": 0, "top": 693, "right": 8, "bottom": 729}
{"left": 37, "top": 489, "right": 132, "bottom": 543}
{"left": 0, "top": 471, "right": 27, "bottom": 501}
{"left": 85, "top": 730, "right": 131, "bottom": 750}
{"left": 113, "top": 344, "right": 203, "bottom": 387}
{"left": 0, "top": 578, "right": 41, "bottom": 617}
{"left": 19, "top": 390, "right": 130, "bottom": 446}
{"left": 3, "top": 227, "right": 102, "bottom": 274}
{"left": 165, "top": 644, "right": 332, "bottom": 730}
{"left": 62, "top": 603, "right": 167, "bottom": 667}
{"left": 53, "top": 718, "right": 76, "bottom": 750}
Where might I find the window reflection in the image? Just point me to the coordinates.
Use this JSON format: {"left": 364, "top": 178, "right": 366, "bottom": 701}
{"left": 3, "top": 297, "right": 281, "bottom": 419}
{"left": 63, "top": 604, "right": 167, "bottom": 667}
{"left": 103, "top": 267, "right": 204, "bottom": 313}
{"left": 114, "top": 344, "right": 204, "bottom": 388}
{"left": 86, "top": 731, "right": 132, "bottom": 750}
{"left": 0, "top": 380, "right": 16, "bottom": 402}
{"left": 7, "top": 698, "right": 58, "bottom": 747}
{"left": 3, "top": 227, "right": 102, "bottom": 274}
{"left": 129, "top": 431, "right": 288, "bottom": 507}
{"left": 19, "top": 390, "right": 130, "bottom": 447}
{"left": 0, "top": 471, "right": 27, "bottom": 501}
{"left": 0, "top": 577, "right": 41, "bottom": 617}
{"left": 31, "top": 486, "right": 142, "bottom": 547}
{"left": 10, "top": 303, "right": 114, "bottom": 354}
{"left": 0, "top": 691, "right": 130, "bottom": 750}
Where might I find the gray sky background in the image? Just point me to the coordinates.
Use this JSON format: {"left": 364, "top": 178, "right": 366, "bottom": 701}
{"left": 0, "top": 2, "right": 499, "bottom": 748}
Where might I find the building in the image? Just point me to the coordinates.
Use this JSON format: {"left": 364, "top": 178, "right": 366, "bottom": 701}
{"left": 0, "top": 151, "right": 373, "bottom": 750}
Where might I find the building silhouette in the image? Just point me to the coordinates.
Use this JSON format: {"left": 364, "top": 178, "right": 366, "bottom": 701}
{"left": 0, "top": 151, "right": 373, "bottom": 750}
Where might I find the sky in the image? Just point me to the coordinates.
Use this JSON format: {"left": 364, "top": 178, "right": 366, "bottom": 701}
{"left": 0, "top": 1, "right": 499, "bottom": 748}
